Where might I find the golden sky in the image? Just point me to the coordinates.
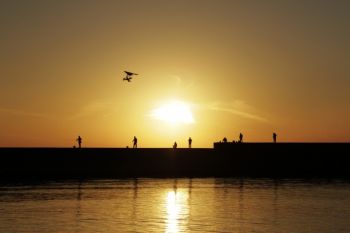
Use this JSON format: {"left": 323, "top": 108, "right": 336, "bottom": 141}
{"left": 1, "top": 0, "right": 350, "bottom": 147}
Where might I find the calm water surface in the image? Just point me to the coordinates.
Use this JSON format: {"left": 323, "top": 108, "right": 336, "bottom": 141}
{"left": 0, "top": 178, "right": 350, "bottom": 233}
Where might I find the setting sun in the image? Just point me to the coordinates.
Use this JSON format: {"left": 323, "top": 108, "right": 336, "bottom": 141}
{"left": 150, "top": 101, "right": 194, "bottom": 125}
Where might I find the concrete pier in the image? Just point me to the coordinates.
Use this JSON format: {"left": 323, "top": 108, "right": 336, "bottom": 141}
{"left": 0, "top": 143, "right": 349, "bottom": 180}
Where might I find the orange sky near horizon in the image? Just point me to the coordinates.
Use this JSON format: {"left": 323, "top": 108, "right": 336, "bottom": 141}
{"left": 1, "top": 0, "right": 350, "bottom": 148}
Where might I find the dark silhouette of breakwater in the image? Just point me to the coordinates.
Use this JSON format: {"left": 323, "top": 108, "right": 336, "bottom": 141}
{"left": 0, "top": 143, "right": 349, "bottom": 180}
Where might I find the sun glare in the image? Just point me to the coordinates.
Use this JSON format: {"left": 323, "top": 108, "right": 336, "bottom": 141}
{"left": 150, "top": 101, "right": 194, "bottom": 124}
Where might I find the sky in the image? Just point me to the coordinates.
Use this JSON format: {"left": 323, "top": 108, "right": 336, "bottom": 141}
{"left": 1, "top": 0, "right": 350, "bottom": 147}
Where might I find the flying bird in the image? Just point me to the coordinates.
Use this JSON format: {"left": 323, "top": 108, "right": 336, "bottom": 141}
{"left": 123, "top": 71, "right": 138, "bottom": 82}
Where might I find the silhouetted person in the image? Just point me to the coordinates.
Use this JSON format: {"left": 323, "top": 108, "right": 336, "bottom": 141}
{"left": 173, "top": 141, "right": 177, "bottom": 149}
{"left": 223, "top": 137, "right": 228, "bottom": 143}
{"left": 132, "top": 136, "right": 138, "bottom": 148}
{"left": 188, "top": 137, "right": 192, "bottom": 148}
{"left": 273, "top": 132, "right": 277, "bottom": 143}
{"left": 239, "top": 133, "right": 243, "bottom": 143}
{"left": 76, "top": 136, "right": 82, "bottom": 148}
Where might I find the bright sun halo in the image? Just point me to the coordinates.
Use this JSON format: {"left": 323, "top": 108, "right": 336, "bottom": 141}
{"left": 150, "top": 101, "right": 194, "bottom": 124}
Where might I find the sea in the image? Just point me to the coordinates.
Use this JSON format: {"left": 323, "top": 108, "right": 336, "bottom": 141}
{"left": 0, "top": 178, "right": 350, "bottom": 233}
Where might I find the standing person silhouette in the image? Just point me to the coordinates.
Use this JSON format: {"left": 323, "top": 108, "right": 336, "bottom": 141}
{"left": 188, "top": 137, "right": 192, "bottom": 148}
{"left": 239, "top": 133, "right": 243, "bottom": 143}
{"left": 273, "top": 133, "right": 277, "bottom": 143}
{"left": 76, "top": 136, "right": 82, "bottom": 148}
{"left": 173, "top": 142, "right": 177, "bottom": 149}
{"left": 132, "top": 136, "right": 138, "bottom": 148}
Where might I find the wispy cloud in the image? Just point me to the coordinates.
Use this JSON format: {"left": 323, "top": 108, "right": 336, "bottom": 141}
{"left": 169, "top": 74, "right": 195, "bottom": 89}
{"left": 208, "top": 101, "right": 268, "bottom": 122}
{"left": 170, "top": 74, "right": 182, "bottom": 85}
{"left": 68, "top": 101, "right": 116, "bottom": 120}
{"left": 0, "top": 107, "right": 48, "bottom": 118}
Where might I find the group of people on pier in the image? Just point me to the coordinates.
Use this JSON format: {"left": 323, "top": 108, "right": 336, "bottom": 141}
{"left": 221, "top": 132, "right": 277, "bottom": 144}
{"left": 73, "top": 136, "right": 192, "bottom": 148}
{"left": 172, "top": 137, "right": 192, "bottom": 149}
{"left": 74, "top": 133, "right": 277, "bottom": 148}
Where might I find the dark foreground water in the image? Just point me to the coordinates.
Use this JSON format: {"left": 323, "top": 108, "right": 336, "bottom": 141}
{"left": 1, "top": 179, "right": 350, "bottom": 233}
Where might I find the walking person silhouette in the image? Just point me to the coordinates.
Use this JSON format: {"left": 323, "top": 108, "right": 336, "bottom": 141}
{"left": 132, "top": 136, "right": 138, "bottom": 148}
{"left": 239, "top": 133, "right": 243, "bottom": 143}
{"left": 76, "top": 136, "right": 82, "bottom": 148}
{"left": 273, "top": 133, "right": 277, "bottom": 143}
{"left": 188, "top": 137, "right": 192, "bottom": 148}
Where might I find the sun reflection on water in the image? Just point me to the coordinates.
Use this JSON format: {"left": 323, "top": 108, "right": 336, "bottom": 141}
{"left": 165, "top": 190, "right": 189, "bottom": 233}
